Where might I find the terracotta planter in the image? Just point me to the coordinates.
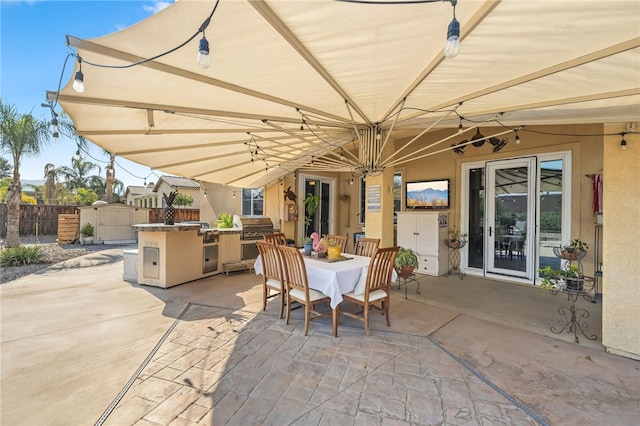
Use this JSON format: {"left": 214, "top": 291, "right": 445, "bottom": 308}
{"left": 398, "top": 266, "right": 415, "bottom": 277}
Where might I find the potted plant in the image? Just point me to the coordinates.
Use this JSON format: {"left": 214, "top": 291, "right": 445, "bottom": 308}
{"left": 216, "top": 212, "right": 233, "bottom": 228}
{"left": 302, "top": 236, "right": 314, "bottom": 255}
{"left": 80, "top": 222, "right": 94, "bottom": 245}
{"left": 446, "top": 227, "right": 468, "bottom": 248}
{"left": 303, "top": 193, "right": 320, "bottom": 236}
{"left": 558, "top": 238, "right": 589, "bottom": 260}
{"left": 538, "top": 264, "right": 583, "bottom": 291}
{"left": 395, "top": 247, "right": 419, "bottom": 277}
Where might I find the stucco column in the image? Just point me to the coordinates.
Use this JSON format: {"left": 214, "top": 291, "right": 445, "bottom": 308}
{"left": 363, "top": 130, "right": 396, "bottom": 248}
{"left": 364, "top": 171, "right": 395, "bottom": 247}
{"left": 602, "top": 123, "right": 640, "bottom": 360}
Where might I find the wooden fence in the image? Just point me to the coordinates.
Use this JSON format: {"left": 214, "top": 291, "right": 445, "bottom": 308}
{"left": 0, "top": 204, "right": 200, "bottom": 238}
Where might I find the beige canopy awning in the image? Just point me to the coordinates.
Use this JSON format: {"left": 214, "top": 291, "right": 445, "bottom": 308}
{"left": 49, "top": 0, "right": 640, "bottom": 188}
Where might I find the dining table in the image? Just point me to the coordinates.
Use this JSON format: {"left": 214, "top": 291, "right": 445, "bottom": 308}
{"left": 254, "top": 251, "right": 386, "bottom": 309}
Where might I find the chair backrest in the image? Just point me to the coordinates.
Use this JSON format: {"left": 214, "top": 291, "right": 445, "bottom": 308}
{"left": 264, "top": 232, "right": 288, "bottom": 246}
{"left": 256, "top": 240, "right": 284, "bottom": 288}
{"left": 364, "top": 246, "right": 400, "bottom": 297}
{"left": 276, "top": 245, "right": 310, "bottom": 300}
{"left": 354, "top": 237, "right": 380, "bottom": 257}
{"left": 326, "top": 234, "right": 348, "bottom": 252}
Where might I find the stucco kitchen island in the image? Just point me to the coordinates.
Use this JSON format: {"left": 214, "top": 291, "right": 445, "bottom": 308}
{"left": 132, "top": 224, "right": 227, "bottom": 288}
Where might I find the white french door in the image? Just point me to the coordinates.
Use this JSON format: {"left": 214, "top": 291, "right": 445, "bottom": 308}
{"left": 461, "top": 152, "right": 571, "bottom": 285}
{"left": 485, "top": 158, "right": 537, "bottom": 279}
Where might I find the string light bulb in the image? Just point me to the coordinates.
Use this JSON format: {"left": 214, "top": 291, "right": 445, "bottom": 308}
{"left": 444, "top": 0, "right": 460, "bottom": 59}
{"left": 457, "top": 118, "right": 463, "bottom": 135}
{"left": 52, "top": 132, "right": 59, "bottom": 144}
{"left": 73, "top": 58, "right": 85, "bottom": 93}
{"left": 50, "top": 117, "right": 58, "bottom": 134}
{"left": 621, "top": 134, "right": 628, "bottom": 151}
{"left": 197, "top": 33, "right": 211, "bottom": 69}
{"left": 515, "top": 130, "right": 521, "bottom": 144}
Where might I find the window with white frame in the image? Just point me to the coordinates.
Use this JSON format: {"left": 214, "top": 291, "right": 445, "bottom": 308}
{"left": 242, "top": 188, "right": 264, "bottom": 215}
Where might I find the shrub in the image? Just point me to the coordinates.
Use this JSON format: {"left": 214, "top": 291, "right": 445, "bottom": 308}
{"left": 0, "top": 245, "right": 44, "bottom": 267}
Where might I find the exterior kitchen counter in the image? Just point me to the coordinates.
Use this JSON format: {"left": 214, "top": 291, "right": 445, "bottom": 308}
{"left": 134, "top": 224, "right": 220, "bottom": 288}
{"left": 133, "top": 224, "right": 202, "bottom": 232}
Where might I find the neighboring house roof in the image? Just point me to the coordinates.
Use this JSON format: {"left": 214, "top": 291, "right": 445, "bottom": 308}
{"left": 152, "top": 175, "right": 201, "bottom": 192}
{"left": 124, "top": 185, "right": 156, "bottom": 197}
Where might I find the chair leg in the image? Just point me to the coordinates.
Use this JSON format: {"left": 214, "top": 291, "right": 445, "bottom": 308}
{"left": 364, "top": 304, "right": 370, "bottom": 336}
{"left": 304, "top": 304, "right": 311, "bottom": 336}
{"left": 263, "top": 285, "right": 267, "bottom": 311}
{"left": 384, "top": 298, "right": 391, "bottom": 327}
{"left": 285, "top": 294, "right": 292, "bottom": 325}
{"left": 278, "top": 292, "right": 284, "bottom": 319}
{"left": 332, "top": 305, "right": 339, "bottom": 337}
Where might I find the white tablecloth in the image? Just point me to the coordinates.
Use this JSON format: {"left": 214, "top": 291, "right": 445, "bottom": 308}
{"left": 254, "top": 252, "right": 371, "bottom": 309}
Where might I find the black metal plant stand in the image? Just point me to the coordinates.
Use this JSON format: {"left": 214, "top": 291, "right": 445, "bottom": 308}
{"left": 445, "top": 239, "right": 467, "bottom": 280}
{"left": 396, "top": 272, "right": 420, "bottom": 299}
{"left": 549, "top": 248, "right": 597, "bottom": 343}
{"left": 549, "top": 276, "right": 597, "bottom": 343}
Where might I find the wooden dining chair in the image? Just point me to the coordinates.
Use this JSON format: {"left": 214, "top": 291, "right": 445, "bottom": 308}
{"left": 263, "top": 232, "right": 288, "bottom": 246}
{"left": 255, "top": 240, "right": 285, "bottom": 319}
{"left": 276, "top": 245, "right": 337, "bottom": 337}
{"left": 326, "top": 234, "right": 348, "bottom": 252}
{"left": 354, "top": 237, "right": 380, "bottom": 257}
{"left": 341, "top": 246, "right": 400, "bottom": 335}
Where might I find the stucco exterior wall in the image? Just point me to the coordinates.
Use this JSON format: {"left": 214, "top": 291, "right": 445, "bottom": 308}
{"left": 199, "top": 182, "right": 242, "bottom": 226}
{"left": 602, "top": 123, "right": 640, "bottom": 360}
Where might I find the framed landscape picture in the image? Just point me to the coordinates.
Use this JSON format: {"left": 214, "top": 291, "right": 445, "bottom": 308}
{"left": 405, "top": 179, "right": 450, "bottom": 209}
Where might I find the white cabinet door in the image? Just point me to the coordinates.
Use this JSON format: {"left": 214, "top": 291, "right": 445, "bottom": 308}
{"left": 415, "top": 213, "right": 439, "bottom": 256}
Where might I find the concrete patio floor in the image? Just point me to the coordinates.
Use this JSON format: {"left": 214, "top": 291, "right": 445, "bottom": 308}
{"left": 1, "top": 247, "right": 638, "bottom": 425}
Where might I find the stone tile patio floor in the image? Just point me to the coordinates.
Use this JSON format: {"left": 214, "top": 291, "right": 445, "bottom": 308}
{"left": 102, "top": 303, "right": 542, "bottom": 426}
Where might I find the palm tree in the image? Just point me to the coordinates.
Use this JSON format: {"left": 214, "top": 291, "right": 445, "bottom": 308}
{"left": 0, "top": 156, "right": 11, "bottom": 178}
{"left": 44, "top": 163, "right": 58, "bottom": 204}
{"left": 0, "top": 100, "right": 50, "bottom": 247}
{"left": 57, "top": 156, "right": 100, "bottom": 192}
{"left": 105, "top": 152, "right": 116, "bottom": 203}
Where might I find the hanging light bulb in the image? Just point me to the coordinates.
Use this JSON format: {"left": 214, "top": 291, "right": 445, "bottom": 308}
{"left": 515, "top": 131, "right": 521, "bottom": 144}
{"left": 73, "top": 59, "right": 85, "bottom": 93}
{"left": 73, "top": 148, "right": 81, "bottom": 161}
{"left": 457, "top": 119, "right": 464, "bottom": 135}
{"left": 52, "top": 131, "right": 59, "bottom": 144}
{"left": 444, "top": 1, "right": 460, "bottom": 59}
{"left": 621, "top": 135, "right": 628, "bottom": 151}
{"left": 50, "top": 117, "right": 58, "bottom": 134}
{"left": 197, "top": 32, "right": 211, "bottom": 69}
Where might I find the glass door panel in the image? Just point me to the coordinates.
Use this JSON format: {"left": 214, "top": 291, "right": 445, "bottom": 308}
{"left": 486, "top": 158, "right": 536, "bottom": 279}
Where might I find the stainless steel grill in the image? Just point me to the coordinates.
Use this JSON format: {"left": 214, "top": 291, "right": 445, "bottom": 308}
{"left": 232, "top": 215, "right": 274, "bottom": 240}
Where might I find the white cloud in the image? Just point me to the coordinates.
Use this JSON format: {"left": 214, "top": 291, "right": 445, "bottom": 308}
{"left": 143, "top": 0, "right": 173, "bottom": 14}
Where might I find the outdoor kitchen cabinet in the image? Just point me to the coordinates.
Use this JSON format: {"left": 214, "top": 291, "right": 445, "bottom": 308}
{"left": 396, "top": 212, "right": 448, "bottom": 276}
{"left": 132, "top": 224, "right": 220, "bottom": 288}
{"left": 218, "top": 230, "right": 242, "bottom": 266}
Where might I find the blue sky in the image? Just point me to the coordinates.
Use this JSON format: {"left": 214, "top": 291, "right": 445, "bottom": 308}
{"left": 1, "top": 0, "right": 174, "bottom": 189}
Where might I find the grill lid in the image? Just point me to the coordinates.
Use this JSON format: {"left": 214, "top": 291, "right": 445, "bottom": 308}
{"left": 232, "top": 215, "right": 274, "bottom": 229}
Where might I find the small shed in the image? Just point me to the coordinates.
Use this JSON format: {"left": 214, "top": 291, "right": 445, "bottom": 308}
{"left": 78, "top": 203, "right": 150, "bottom": 244}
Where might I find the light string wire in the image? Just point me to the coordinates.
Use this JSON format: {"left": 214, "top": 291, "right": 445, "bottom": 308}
{"left": 76, "top": 0, "right": 220, "bottom": 71}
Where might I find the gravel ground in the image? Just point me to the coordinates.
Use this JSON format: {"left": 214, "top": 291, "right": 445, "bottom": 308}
{"left": 0, "top": 236, "right": 121, "bottom": 284}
